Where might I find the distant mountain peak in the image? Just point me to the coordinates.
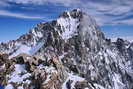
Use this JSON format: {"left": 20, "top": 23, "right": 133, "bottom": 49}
{"left": 0, "top": 9, "right": 105, "bottom": 57}
{"left": 59, "top": 9, "right": 83, "bottom": 18}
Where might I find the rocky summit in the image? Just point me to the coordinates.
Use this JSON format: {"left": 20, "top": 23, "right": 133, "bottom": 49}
{"left": 0, "top": 9, "right": 133, "bottom": 89}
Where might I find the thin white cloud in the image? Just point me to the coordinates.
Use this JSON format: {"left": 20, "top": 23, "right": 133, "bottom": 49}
{"left": 114, "top": 19, "right": 133, "bottom": 25}
{"left": 7, "top": 0, "right": 81, "bottom": 6}
{"left": 2, "top": 0, "right": 133, "bottom": 25}
{"left": 0, "top": 1, "right": 10, "bottom": 7}
{"left": 78, "top": 0, "right": 133, "bottom": 25}
{"left": 0, "top": 10, "right": 44, "bottom": 19}
{"left": 111, "top": 36, "right": 133, "bottom": 42}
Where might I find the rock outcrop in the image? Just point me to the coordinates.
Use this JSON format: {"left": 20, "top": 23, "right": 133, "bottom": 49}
{"left": 0, "top": 53, "right": 87, "bottom": 89}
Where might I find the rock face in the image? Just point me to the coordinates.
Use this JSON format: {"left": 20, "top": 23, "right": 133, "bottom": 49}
{"left": 0, "top": 9, "right": 133, "bottom": 89}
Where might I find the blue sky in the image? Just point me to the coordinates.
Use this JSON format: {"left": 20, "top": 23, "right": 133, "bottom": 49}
{"left": 0, "top": 0, "right": 133, "bottom": 42}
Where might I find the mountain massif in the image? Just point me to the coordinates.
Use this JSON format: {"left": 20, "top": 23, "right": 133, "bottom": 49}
{"left": 0, "top": 9, "right": 133, "bottom": 89}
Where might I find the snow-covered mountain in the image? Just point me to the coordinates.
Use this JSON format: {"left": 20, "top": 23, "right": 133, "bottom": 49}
{"left": 0, "top": 9, "right": 133, "bottom": 89}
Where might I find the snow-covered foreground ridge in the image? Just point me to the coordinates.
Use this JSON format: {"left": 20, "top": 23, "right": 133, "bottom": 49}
{"left": 0, "top": 9, "right": 133, "bottom": 89}
{"left": 0, "top": 53, "right": 88, "bottom": 89}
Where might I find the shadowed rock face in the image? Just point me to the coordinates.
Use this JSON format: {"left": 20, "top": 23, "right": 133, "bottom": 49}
{"left": 0, "top": 9, "right": 133, "bottom": 89}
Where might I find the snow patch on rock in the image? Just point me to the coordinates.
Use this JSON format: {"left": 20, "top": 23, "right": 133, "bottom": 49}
{"left": 57, "top": 12, "right": 79, "bottom": 40}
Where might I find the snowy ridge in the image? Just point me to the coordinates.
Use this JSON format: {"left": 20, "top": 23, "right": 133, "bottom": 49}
{"left": 62, "top": 73, "right": 85, "bottom": 89}
{"left": 0, "top": 25, "right": 44, "bottom": 58}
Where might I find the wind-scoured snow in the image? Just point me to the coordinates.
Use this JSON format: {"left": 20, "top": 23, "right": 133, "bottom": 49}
{"left": 4, "top": 64, "right": 32, "bottom": 89}
{"left": 31, "top": 28, "right": 43, "bottom": 38}
{"left": 113, "top": 73, "right": 125, "bottom": 89}
{"left": 6, "top": 64, "right": 32, "bottom": 88}
{"left": 5, "top": 84, "right": 14, "bottom": 89}
{"left": 62, "top": 73, "right": 85, "bottom": 89}
{"left": 9, "top": 44, "right": 31, "bottom": 58}
{"left": 57, "top": 12, "right": 79, "bottom": 40}
{"left": 9, "top": 42, "right": 44, "bottom": 58}
{"left": 94, "top": 84, "right": 105, "bottom": 89}
{"left": 29, "top": 42, "right": 44, "bottom": 55}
